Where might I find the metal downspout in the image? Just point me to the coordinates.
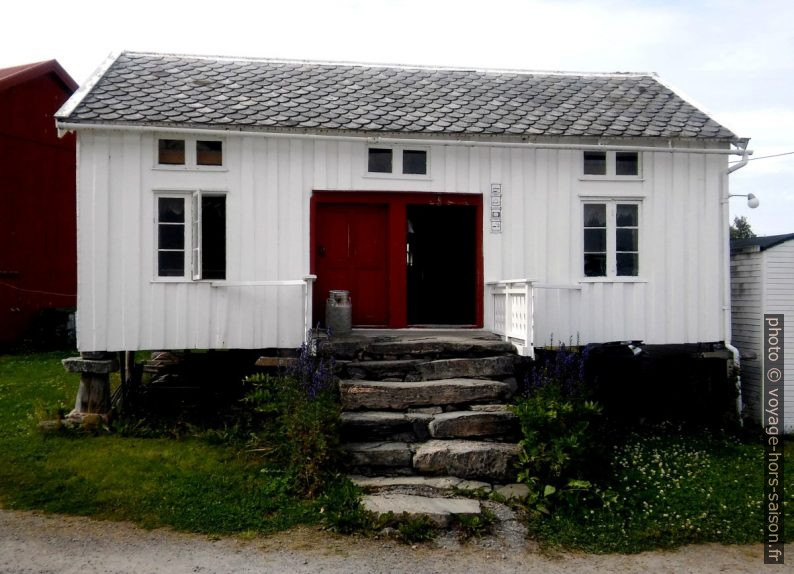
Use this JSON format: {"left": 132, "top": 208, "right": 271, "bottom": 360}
{"left": 723, "top": 139, "right": 751, "bottom": 423}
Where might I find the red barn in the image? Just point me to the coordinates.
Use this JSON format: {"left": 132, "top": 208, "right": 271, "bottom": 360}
{"left": 0, "top": 60, "right": 77, "bottom": 346}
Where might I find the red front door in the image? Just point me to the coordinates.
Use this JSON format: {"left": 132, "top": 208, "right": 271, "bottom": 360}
{"left": 314, "top": 204, "right": 389, "bottom": 326}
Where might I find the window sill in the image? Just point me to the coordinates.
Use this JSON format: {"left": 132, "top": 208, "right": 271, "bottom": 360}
{"left": 362, "top": 172, "right": 432, "bottom": 181}
{"left": 578, "top": 176, "right": 644, "bottom": 182}
{"left": 579, "top": 277, "right": 647, "bottom": 284}
{"left": 150, "top": 278, "right": 218, "bottom": 284}
{"left": 153, "top": 165, "right": 228, "bottom": 173}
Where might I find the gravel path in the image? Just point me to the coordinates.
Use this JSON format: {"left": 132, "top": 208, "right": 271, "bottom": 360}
{"left": 0, "top": 509, "right": 782, "bottom": 573}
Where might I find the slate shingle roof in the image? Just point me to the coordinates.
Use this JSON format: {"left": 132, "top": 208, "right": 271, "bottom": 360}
{"left": 58, "top": 51, "right": 736, "bottom": 140}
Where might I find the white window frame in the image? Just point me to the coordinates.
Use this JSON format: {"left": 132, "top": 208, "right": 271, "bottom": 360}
{"left": 153, "top": 190, "right": 227, "bottom": 282}
{"left": 154, "top": 135, "right": 226, "bottom": 171}
{"left": 154, "top": 193, "right": 190, "bottom": 282}
{"left": 580, "top": 199, "right": 643, "bottom": 282}
{"left": 364, "top": 145, "right": 431, "bottom": 179}
{"left": 580, "top": 150, "right": 642, "bottom": 180}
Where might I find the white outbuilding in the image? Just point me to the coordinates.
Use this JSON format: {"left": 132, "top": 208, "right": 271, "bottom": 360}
{"left": 731, "top": 233, "right": 794, "bottom": 431}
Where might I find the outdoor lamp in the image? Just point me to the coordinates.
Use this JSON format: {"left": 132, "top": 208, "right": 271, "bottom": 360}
{"left": 729, "top": 193, "right": 760, "bottom": 208}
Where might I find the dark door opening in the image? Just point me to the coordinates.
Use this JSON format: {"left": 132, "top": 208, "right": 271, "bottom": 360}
{"left": 406, "top": 204, "right": 476, "bottom": 325}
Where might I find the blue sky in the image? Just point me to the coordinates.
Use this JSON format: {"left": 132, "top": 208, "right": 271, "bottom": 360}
{"left": 5, "top": 0, "right": 792, "bottom": 234}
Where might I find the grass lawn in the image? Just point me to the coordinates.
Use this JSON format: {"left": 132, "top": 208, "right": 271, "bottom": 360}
{"left": 0, "top": 351, "right": 317, "bottom": 533}
{"left": 532, "top": 428, "right": 794, "bottom": 552}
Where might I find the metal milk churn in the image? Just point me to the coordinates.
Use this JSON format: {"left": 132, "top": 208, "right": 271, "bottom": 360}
{"left": 326, "top": 290, "right": 352, "bottom": 335}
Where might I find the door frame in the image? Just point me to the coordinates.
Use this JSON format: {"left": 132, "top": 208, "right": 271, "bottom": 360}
{"left": 310, "top": 190, "right": 483, "bottom": 328}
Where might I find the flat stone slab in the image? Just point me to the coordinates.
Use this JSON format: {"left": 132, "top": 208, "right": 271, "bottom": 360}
{"left": 341, "top": 411, "right": 431, "bottom": 441}
{"left": 344, "top": 442, "right": 413, "bottom": 468}
{"left": 468, "top": 403, "right": 512, "bottom": 412}
{"left": 364, "top": 337, "right": 517, "bottom": 359}
{"left": 62, "top": 357, "right": 119, "bottom": 374}
{"left": 417, "top": 355, "right": 516, "bottom": 381}
{"left": 345, "top": 359, "right": 421, "bottom": 381}
{"left": 362, "top": 494, "right": 481, "bottom": 527}
{"left": 351, "top": 475, "right": 492, "bottom": 493}
{"left": 340, "top": 379, "right": 511, "bottom": 410}
{"left": 413, "top": 440, "right": 520, "bottom": 481}
{"left": 495, "top": 483, "right": 531, "bottom": 500}
{"left": 428, "top": 410, "right": 519, "bottom": 439}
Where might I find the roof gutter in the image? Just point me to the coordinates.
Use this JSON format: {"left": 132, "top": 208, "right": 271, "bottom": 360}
{"left": 55, "top": 121, "right": 751, "bottom": 156}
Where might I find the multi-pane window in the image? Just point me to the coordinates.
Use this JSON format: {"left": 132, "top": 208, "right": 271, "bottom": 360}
{"left": 367, "top": 147, "right": 428, "bottom": 175}
{"left": 156, "top": 193, "right": 226, "bottom": 280}
{"left": 157, "top": 138, "right": 223, "bottom": 167}
{"left": 583, "top": 151, "right": 640, "bottom": 177}
{"left": 583, "top": 201, "right": 640, "bottom": 277}
{"left": 583, "top": 204, "right": 607, "bottom": 277}
{"left": 157, "top": 197, "right": 187, "bottom": 276}
{"left": 615, "top": 204, "right": 639, "bottom": 276}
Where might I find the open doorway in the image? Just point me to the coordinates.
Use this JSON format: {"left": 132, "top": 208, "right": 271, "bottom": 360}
{"left": 406, "top": 204, "right": 477, "bottom": 325}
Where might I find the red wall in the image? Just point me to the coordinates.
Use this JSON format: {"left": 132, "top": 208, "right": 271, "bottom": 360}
{"left": 0, "top": 73, "right": 76, "bottom": 344}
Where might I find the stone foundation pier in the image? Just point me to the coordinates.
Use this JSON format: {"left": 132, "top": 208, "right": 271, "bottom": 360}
{"left": 61, "top": 352, "right": 119, "bottom": 424}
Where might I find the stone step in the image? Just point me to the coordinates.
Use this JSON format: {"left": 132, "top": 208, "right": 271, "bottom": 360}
{"left": 341, "top": 355, "right": 518, "bottom": 382}
{"left": 344, "top": 439, "right": 521, "bottom": 482}
{"left": 340, "top": 379, "right": 512, "bottom": 411}
{"left": 325, "top": 334, "right": 516, "bottom": 361}
{"left": 343, "top": 359, "right": 422, "bottom": 381}
{"left": 413, "top": 440, "right": 520, "bottom": 482}
{"left": 351, "top": 474, "right": 492, "bottom": 494}
{"left": 362, "top": 493, "right": 481, "bottom": 528}
{"left": 345, "top": 441, "right": 413, "bottom": 470}
{"left": 417, "top": 355, "right": 517, "bottom": 381}
{"left": 341, "top": 409, "right": 518, "bottom": 442}
{"left": 340, "top": 411, "right": 432, "bottom": 442}
{"left": 428, "top": 410, "right": 519, "bottom": 440}
{"left": 361, "top": 337, "right": 517, "bottom": 360}
{"left": 350, "top": 475, "right": 530, "bottom": 501}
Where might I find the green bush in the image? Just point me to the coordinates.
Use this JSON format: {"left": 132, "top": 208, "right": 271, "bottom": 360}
{"left": 512, "top": 346, "right": 604, "bottom": 513}
{"left": 242, "top": 338, "right": 340, "bottom": 498}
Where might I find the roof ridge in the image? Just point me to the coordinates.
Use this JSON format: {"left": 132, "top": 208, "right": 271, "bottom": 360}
{"left": 119, "top": 49, "right": 657, "bottom": 79}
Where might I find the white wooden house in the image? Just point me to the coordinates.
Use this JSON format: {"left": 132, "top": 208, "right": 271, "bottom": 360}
{"left": 731, "top": 234, "right": 794, "bottom": 431}
{"left": 55, "top": 52, "right": 750, "bottom": 358}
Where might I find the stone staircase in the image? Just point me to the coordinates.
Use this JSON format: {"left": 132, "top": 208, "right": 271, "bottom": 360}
{"left": 326, "top": 332, "right": 527, "bottom": 526}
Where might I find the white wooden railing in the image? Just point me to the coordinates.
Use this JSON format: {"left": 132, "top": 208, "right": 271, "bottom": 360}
{"left": 211, "top": 275, "right": 317, "bottom": 343}
{"left": 487, "top": 278, "right": 534, "bottom": 357}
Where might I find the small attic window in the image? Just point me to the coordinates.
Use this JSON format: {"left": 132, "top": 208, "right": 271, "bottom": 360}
{"left": 583, "top": 151, "right": 607, "bottom": 175}
{"left": 583, "top": 151, "right": 641, "bottom": 178}
{"left": 368, "top": 148, "right": 392, "bottom": 173}
{"left": 197, "top": 140, "right": 223, "bottom": 166}
{"left": 158, "top": 139, "right": 185, "bottom": 165}
{"left": 615, "top": 152, "right": 639, "bottom": 176}
{"left": 403, "top": 150, "right": 427, "bottom": 175}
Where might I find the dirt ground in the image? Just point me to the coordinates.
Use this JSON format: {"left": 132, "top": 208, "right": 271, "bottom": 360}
{"left": 0, "top": 509, "right": 784, "bottom": 574}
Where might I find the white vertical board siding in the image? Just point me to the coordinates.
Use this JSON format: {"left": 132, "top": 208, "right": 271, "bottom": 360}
{"left": 731, "top": 248, "right": 764, "bottom": 424}
{"left": 76, "top": 131, "right": 728, "bottom": 352}
{"left": 763, "top": 243, "right": 794, "bottom": 432}
{"left": 731, "top": 241, "right": 794, "bottom": 431}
